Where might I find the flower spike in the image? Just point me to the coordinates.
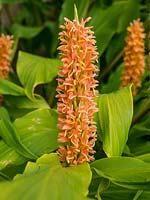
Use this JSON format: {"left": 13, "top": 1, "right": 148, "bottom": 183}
{"left": 57, "top": 16, "right": 99, "bottom": 166}
{"left": 0, "top": 34, "right": 13, "bottom": 80}
{"left": 121, "top": 19, "right": 145, "bottom": 96}
{"left": 0, "top": 34, "right": 13, "bottom": 103}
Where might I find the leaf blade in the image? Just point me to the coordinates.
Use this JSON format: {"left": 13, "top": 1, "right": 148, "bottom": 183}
{"left": 17, "top": 51, "right": 61, "bottom": 99}
{"left": 0, "top": 153, "right": 92, "bottom": 200}
{"left": 96, "top": 86, "right": 133, "bottom": 157}
{"left": 91, "top": 156, "right": 150, "bottom": 190}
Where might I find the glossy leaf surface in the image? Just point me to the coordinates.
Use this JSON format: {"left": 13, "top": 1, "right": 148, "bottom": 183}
{"left": 89, "top": 2, "right": 123, "bottom": 55}
{"left": 96, "top": 86, "right": 133, "bottom": 157}
{"left": 11, "top": 24, "right": 43, "bottom": 39}
{"left": 0, "top": 107, "right": 37, "bottom": 160}
{"left": 14, "top": 108, "right": 59, "bottom": 156}
{"left": 0, "top": 153, "right": 92, "bottom": 200}
{"left": 91, "top": 156, "right": 150, "bottom": 190}
{"left": 0, "top": 78, "right": 24, "bottom": 96}
{"left": 0, "top": 108, "right": 59, "bottom": 170}
{"left": 17, "top": 51, "right": 61, "bottom": 99}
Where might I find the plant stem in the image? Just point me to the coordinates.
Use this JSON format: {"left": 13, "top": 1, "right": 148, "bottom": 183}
{"left": 133, "top": 190, "right": 143, "bottom": 200}
{"left": 132, "top": 99, "right": 150, "bottom": 126}
{"left": 3, "top": 4, "right": 13, "bottom": 24}
{"left": 98, "top": 49, "right": 124, "bottom": 81}
{"left": 29, "top": 0, "right": 42, "bottom": 26}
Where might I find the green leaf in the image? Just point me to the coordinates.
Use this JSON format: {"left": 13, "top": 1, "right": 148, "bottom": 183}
{"left": 128, "top": 137, "right": 150, "bottom": 156}
{"left": 128, "top": 117, "right": 150, "bottom": 156}
{"left": 95, "top": 178, "right": 110, "bottom": 199}
{"left": 136, "top": 154, "right": 150, "bottom": 163}
{"left": 130, "top": 117, "right": 150, "bottom": 139}
{"left": 133, "top": 190, "right": 143, "bottom": 200}
{"left": 5, "top": 94, "right": 49, "bottom": 110}
{"left": 11, "top": 24, "right": 43, "bottom": 39}
{"left": 117, "top": 0, "right": 140, "bottom": 33}
{"left": 45, "top": 21, "right": 59, "bottom": 56}
{"left": 17, "top": 51, "right": 61, "bottom": 99}
{"left": 13, "top": 108, "right": 59, "bottom": 156}
{"left": 0, "top": 78, "right": 25, "bottom": 96}
{"left": 96, "top": 86, "right": 133, "bottom": 157}
{"left": 0, "top": 108, "right": 37, "bottom": 160}
{"left": 89, "top": 2, "right": 124, "bottom": 55}
{"left": 0, "top": 108, "right": 59, "bottom": 170}
{"left": 59, "top": 0, "right": 90, "bottom": 25}
{"left": 0, "top": 153, "right": 92, "bottom": 200}
{"left": 91, "top": 157, "right": 150, "bottom": 190}
{"left": 101, "top": 184, "right": 150, "bottom": 200}
{"left": 100, "top": 63, "right": 123, "bottom": 94}
{"left": 0, "top": 140, "right": 26, "bottom": 171}
{"left": 106, "top": 33, "right": 125, "bottom": 64}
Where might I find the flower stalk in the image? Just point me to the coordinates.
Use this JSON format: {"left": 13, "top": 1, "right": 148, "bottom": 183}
{"left": 56, "top": 17, "right": 99, "bottom": 166}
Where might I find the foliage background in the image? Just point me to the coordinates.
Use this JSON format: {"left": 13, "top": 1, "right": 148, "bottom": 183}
{"left": 0, "top": 0, "right": 150, "bottom": 199}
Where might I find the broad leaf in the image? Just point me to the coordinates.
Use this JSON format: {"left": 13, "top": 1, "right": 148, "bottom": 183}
{"left": 128, "top": 137, "right": 150, "bottom": 156}
{"left": 0, "top": 78, "right": 24, "bottom": 96}
{"left": 14, "top": 108, "right": 59, "bottom": 156}
{"left": 0, "top": 140, "right": 26, "bottom": 171}
{"left": 0, "top": 108, "right": 37, "bottom": 160}
{"left": 136, "top": 154, "right": 150, "bottom": 163}
{"left": 5, "top": 94, "right": 49, "bottom": 110}
{"left": 106, "top": 33, "right": 125, "bottom": 64}
{"left": 117, "top": 0, "right": 140, "bottom": 33}
{"left": 59, "top": 0, "right": 90, "bottom": 25}
{"left": 96, "top": 86, "right": 133, "bottom": 157}
{"left": 0, "top": 108, "right": 59, "bottom": 170}
{"left": 11, "top": 24, "right": 43, "bottom": 39}
{"left": 0, "top": 153, "right": 92, "bottom": 200}
{"left": 17, "top": 51, "right": 61, "bottom": 99}
{"left": 45, "top": 21, "right": 59, "bottom": 56}
{"left": 130, "top": 118, "right": 150, "bottom": 139}
{"left": 89, "top": 2, "right": 124, "bottom": 55}
{"left": 91, "top": 157, "right": 150, "bottom": 190}
{"left": 100, "top": 63, "right": 123, "bottom": 94}
{"left": 128, "top": 118, "right": 150, "bottom": 156}
{"left": 101, "top": 184, "right": 150, "bottom": 200}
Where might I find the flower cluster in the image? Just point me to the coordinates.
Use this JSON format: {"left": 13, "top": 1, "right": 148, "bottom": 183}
{"left": 0, "top": 34, "right": 13, "bottom": 80}
{"left": 0, "top": 34, "right": 13, "bottom": 103}
{"left": 56, "top": 17, "right": 99, "bottom": 166}
{"left": 121, "top": 19, "right": 145, "bottom": 96}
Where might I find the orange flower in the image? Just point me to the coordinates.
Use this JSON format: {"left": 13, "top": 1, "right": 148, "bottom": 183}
{"left": 0, "top": 34, "right": 13, "bottom": 80}
{"left": 121, "top": 19, "right": 145, "bottom": 96}
{"left": 0, "top": 34, "right": 13, "bottom": 103}
{"left": 56, "top": 17, "right": 99, "bottom": 166}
